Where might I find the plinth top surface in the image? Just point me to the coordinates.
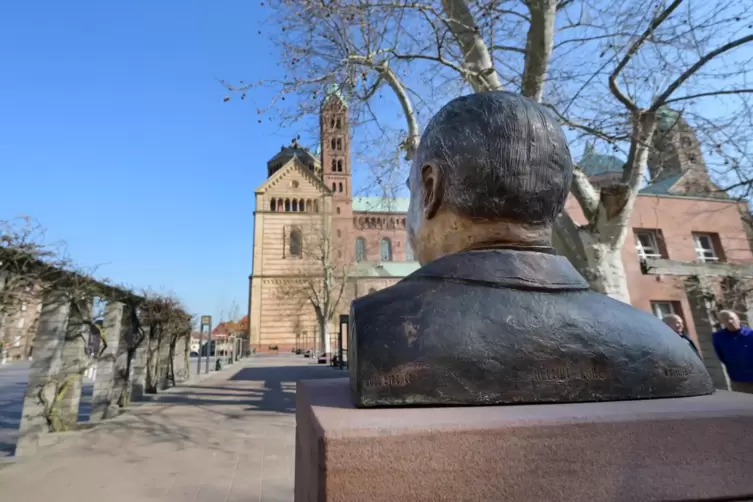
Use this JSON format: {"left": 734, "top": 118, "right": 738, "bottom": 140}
{"left": 299, "top": 378, "right": 753, "bottom": 437}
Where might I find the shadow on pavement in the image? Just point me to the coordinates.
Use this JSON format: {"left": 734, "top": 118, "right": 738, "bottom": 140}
{"left": 62, "top": 360, "right": 346, "bottom": 458}
{"left": 150, "top": 361, "right": 343, "bottom": 414}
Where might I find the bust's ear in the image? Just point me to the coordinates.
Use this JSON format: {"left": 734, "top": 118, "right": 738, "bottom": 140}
{"left": 420, "top": 163, "right": 443, "bottom": 220}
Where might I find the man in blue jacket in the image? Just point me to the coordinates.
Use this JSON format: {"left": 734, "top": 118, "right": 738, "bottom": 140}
{"left": 713, "top": 310, "right": 753, "bottom": 393}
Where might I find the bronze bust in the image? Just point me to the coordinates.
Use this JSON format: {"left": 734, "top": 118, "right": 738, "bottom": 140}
{"left": 348, "top": 91, "right": 714, "bottom": 408}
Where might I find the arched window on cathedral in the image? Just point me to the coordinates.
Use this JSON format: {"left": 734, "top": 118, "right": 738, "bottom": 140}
{"left": 277, "top": 198, "right": 283, "bottom": 212}
{"left": 338, "top": 182, "right": 343, "bottom": 192}
{"left": 284, "top": 199, "right": 291, "bottom": 212}
{"left": 331, "top": 158, "right": 337, "bottom": 171}
{"left": 330, "top": 118, "right": 335, "bottom": 129}
{"left": 336, "top": 118, "right": 341, "bottom": 129}
{"left": 336, "top": 138, "right": 343, "bottom": 150}
{"left": 332, "top": 182, "right": 336, "bottom": 192}
{"left": 270, "top": 199, "right": 276, "bottom": 212}
{"left": 331, "top": 138, "right": 336, "bottom": 150}
{"left": 306, "top": 199, "right": 312, "bottom": 212}
{"left": 336, "top": 207, "right": 341, "bottom": 214}
{"left": 300, "top": 199, "right": 305, "bottom": 212}
{"left": 380, "top": 238, "right": 393, "bottom": 261}
{"left": 289, "top": 228, "right": 302, "bottom": 257}
{"left": 292, "top": 199, "right": 298, "bottom": 212}
{"left": 355, "top": 237, "right": 366, "bottom": 262}
{"left": 313, "top": 200, "right": 319, "bottom": 212}
{"left": 337, "top": 159, "right": 343, "bottom": 172}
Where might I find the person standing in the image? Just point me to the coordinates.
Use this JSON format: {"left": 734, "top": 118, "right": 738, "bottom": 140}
{"left": 662, "top": 314, "right": 700, "bottom": 357}
{"left": 712, "top": 310, "right": 753, "bottom": 393}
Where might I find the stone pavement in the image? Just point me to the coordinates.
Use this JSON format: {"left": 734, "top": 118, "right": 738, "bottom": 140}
{"left": 0, "top": 355, "right": 342, "bottom": 502}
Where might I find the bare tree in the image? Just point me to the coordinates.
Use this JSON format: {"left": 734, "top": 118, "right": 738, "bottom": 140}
{"left": 229, "top": 0, "right": 753, "bottom": 303}
{"left": 275, "top": 200, "right": 362, "bottom": 355}
{"left": 138, "top": 294, "right": 192, "bottom": 393}
{"left": 543, "top": 0, "right": 753, "bottom": 299}
{"left": 217, "top": 300, "right": 242, "bottom": 360}
{"left": 0, "top": 217, "right": 71, "bottom": 358}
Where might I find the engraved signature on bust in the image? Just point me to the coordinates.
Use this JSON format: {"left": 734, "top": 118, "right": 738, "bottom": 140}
{"left": 526, "top": 365, "right": 607, "bottom": 383}
{"left": 363, "top": 373, "right": 412, "bottom": 389}
{"left": 521, "top": 364, "right": 697, "bottom": 384}
{"left": 362, "top": 363, "right": 429, "bottom": 390}
{"left": 664, "top": 365, "right": 693, "bottom": 378}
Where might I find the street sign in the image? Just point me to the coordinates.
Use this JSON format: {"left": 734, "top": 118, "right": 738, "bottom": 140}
{"left": 199, "top": 315, "right": 212, "bottom": 374}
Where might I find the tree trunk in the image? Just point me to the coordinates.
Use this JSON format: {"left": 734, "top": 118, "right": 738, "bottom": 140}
{"left": 579, "top": 238, "right": 631, "bottom": 302}
{"left": 183, "top": 335, "right": 190, "bottom": 377}
{"left": 118, "top": 347, "right": 134, "bottom": 408}
{"left": 521, "top": 0, "right": 557, "bottom": 101}
{"left": 167, "top": 339, "right": 176, "bottom": 387}
{"left": 318, "top": 319, "right": 327, "bottom": 356}
{"left": 145, "top": 325, "right": 161, "bottom": 394}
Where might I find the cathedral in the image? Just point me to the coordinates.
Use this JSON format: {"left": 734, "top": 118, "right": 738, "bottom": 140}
{"left": 247, "top": 86, "right": 419, "bottom": 353}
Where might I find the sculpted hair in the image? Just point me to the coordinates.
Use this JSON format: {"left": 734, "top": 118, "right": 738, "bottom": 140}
{"left": 415, "top": 91, "right": 573, "bottom": 225}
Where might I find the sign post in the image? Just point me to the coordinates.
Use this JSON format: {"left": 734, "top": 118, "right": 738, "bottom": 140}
{"left": 200, "top": 315, "right": 212, "bottom": 374}
{"left": 338, "top": 314, "right": 348, "bottom": 370}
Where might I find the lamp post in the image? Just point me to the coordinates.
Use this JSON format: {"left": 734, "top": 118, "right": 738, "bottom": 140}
{"left": 199, "top": 316, "right": 211, "bottom": 375}
{"left": 338, "top": 314, "right": 348, "bottom": 369}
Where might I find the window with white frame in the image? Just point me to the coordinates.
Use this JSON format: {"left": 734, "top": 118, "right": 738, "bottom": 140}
{"left": 650, "top": 301, "right": 676, "bottom": 319}
{"left": 634, "top": 230, "right": 663, "bottom": 259}
{"left": 692, "top": 233, "right": 719, "bottom": 263}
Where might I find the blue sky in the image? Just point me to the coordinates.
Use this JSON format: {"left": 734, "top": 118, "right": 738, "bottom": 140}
{"left": 0, "top": 0, "right": 303, "bottom": 323}
{"left": 1, "top": 1, "right": 749, "bottom": 325}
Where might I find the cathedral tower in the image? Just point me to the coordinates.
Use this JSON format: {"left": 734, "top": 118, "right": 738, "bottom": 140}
{"left": 320, "top": 84, "right": 352, "bottom": 210}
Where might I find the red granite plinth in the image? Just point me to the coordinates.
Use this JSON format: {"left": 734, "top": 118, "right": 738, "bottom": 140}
{"left": 295, "top": 378, "right": 753, "bottom": 502}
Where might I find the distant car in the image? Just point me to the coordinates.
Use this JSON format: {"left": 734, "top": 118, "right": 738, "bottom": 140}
{"left": 190, "top": 351, "right": 199, "bottom": 357}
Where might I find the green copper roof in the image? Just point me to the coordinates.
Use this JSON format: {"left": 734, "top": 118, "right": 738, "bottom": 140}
{"left": 323, "top": 83, "right": 349, "bottom": 108}
{"left": 352, "top": 196, "right": 409, "bottom": 213}
{"left": 579, "top": 143, "right": 624, "bottom": 176}
{"left": 640, "top": 174, "right": 681, "bottom": 195}
{"left": 657, "top": 107, "right": 681, "bottom": 131}
{"left": 352, "top": 261, "right": 420, "bottom": 278}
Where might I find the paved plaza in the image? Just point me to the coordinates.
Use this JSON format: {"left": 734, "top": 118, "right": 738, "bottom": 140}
{"left": 0, "top": 355, "right": 340, "bottom": 502}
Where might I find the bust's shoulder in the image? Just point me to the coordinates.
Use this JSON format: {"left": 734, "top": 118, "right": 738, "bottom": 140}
{"left": 352, "top": 279, "right": 425, "bottom": 315}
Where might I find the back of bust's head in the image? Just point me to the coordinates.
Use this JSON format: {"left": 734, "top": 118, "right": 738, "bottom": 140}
{"left": 415, "top": 91, "right": 573, "bottom": 225}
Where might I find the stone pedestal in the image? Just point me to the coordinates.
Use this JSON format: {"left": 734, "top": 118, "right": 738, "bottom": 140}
{"left": 295, "top": 378, "right": 753, "bottom": 502}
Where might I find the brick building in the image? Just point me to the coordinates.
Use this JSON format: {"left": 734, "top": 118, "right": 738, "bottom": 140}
{"left": 567, "top": 109, "right": 753, "bottom": 389}
{"left": 0, "top": 283, "right": 43, "bottom": 361}
{"left": 248, "top": 97, "right": 752, "bottom": 388}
